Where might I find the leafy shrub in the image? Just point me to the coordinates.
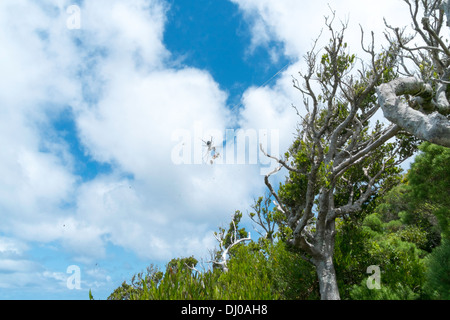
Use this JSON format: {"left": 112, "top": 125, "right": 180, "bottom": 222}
{"left": 423, "top": 240, "right": 450, "bottom": 300}
{"left": 350, "top": 281, "right": 419, "bottom": 300}
{"left": 363, "top": 214, "right": 383, "bottom": 233}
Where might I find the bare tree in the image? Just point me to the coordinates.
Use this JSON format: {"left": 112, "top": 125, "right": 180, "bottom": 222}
{"left": 377, "top": 0, "right": 450, "bottom": 147}
{"left": 261, "top": 13, "right": 414, "bottom": 299}
{"left": 209, "top": 212, "right": 251, "bottom": 273}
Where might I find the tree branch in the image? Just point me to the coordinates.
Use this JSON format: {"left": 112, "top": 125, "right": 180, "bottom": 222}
{"left": 377, "top": 77, "right": 450, "bottom": 147}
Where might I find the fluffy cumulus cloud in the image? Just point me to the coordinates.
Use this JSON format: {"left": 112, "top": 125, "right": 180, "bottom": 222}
{"left": 0, "top": 1, "right": 79, "bottom": 240}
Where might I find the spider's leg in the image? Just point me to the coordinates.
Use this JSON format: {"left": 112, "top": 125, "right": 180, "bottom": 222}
{"left": 202, "top": 148, "right": 209, "bottom": 164}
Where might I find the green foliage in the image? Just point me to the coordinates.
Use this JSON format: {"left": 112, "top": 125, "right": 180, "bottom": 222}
{"left": 318, "top": 47, "right": 355, "bottom": 82}
{"left": 352, "top": 186, "right": 430, "bottom": 299}
{"left": 108, "top": 258, "right": 220, "bottom": 300}
{"left": 269, "top": 242, "right": 320, "bottom": 300}
{"left": 106, "top": 242, "right": 299, "bottom": 300}
{"left": 423, "top": 240, "right": 450, "bottom": 300}
{"left": 371, "top": 182, "right": 442, "bottom": 253}
{"left": 167, "top": 256, "right": 198, "bottom": 273}
{"left": 278, "top": 140, "right": 311, "bottom": 209}
{"left": 349, "top": 281, "right": 420, "bottom": 300}
{"left": 140, "top": 260, "right": 214, "bottom": 300}
{"left": 408, "top": 143, "right": 450, "bottom": 240}
{"left": 108, "top": 264, "right": 164, "bottom": 300}
{"left": 215, "top": 245, "right": 278, "bottom": 299}
{"left": 249, "top": 196, "right": 276, "bottom": 241}
{"left": 334, "top": 213, "right": 427, "bottom": 300}
{"left": 363, "top": 213, "right": 383, "bottom": 233}
{"left": 353, "top": 142, "right": 450, "bottom": 300}
{"left": 107, "top": 212, "right": 284, "bottom": 300}
{"left": 365, "top": 234, "right": 426, "bottom": 291}
{"left": 334, "top": 220, "right": 374, "bottom": 299}
{"left": 397, "top": 225, "right": 428, "bottom": 249}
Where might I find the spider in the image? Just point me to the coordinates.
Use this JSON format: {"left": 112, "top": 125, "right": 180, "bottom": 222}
{"left": 201, "top": 136, "right": 221, "bottom": 164}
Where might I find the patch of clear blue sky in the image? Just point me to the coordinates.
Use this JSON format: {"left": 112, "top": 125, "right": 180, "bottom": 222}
{"left": 164, "top": 0, "right": 292, "bottom": 108}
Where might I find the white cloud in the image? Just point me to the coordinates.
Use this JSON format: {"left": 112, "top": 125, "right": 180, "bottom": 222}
{"left": 0, "top": 0, "right": 80, "bottom": 241}
{"left": 76, "top": 68, "right": 231, "bottom": 175}
{"left": 231, "top": 0, "right": 411, "bottom": 59}
{"left": 238, "top": 62, "right": 304, "bottom": 149}
{"left": 0, "top": 236, "right": 50, "bottom": 292}
{"left": 0, "top": 237, "right": 28, "bottom": 257}
{"left": 79, "top": 0, "right": 169, "bottom": 70}
{"left": 0, "top": 259, "right": 39, "bottom": 274}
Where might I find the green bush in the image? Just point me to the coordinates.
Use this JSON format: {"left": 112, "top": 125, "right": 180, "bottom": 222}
{"left": 350, "top": 281, "right": 419, "bottom": 300}
{"left": 385, "top": 219, "right": 403, "bottom": 232}
{"left": 363, "top": 214, "right": 383, "bottom": 233}
{"left": 215, "top": 244, "right": 279, "bottom": 300}
{"left": 269, "top": 241, "right": 319, "bottom": 300}
{"left": 423, "top": 240, "right": 450, "bottom": 300}
{"left": 368, "top": 235, "right": 426, "bottom": 290}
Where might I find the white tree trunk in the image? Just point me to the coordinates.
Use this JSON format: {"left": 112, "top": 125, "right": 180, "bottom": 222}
{"left": 314, "top": 256, "right": 340, "bottom": 300}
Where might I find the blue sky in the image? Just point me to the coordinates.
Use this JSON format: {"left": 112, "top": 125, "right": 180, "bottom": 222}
{"left": 0, "top": 0, "right": 412, "bottom": 300}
